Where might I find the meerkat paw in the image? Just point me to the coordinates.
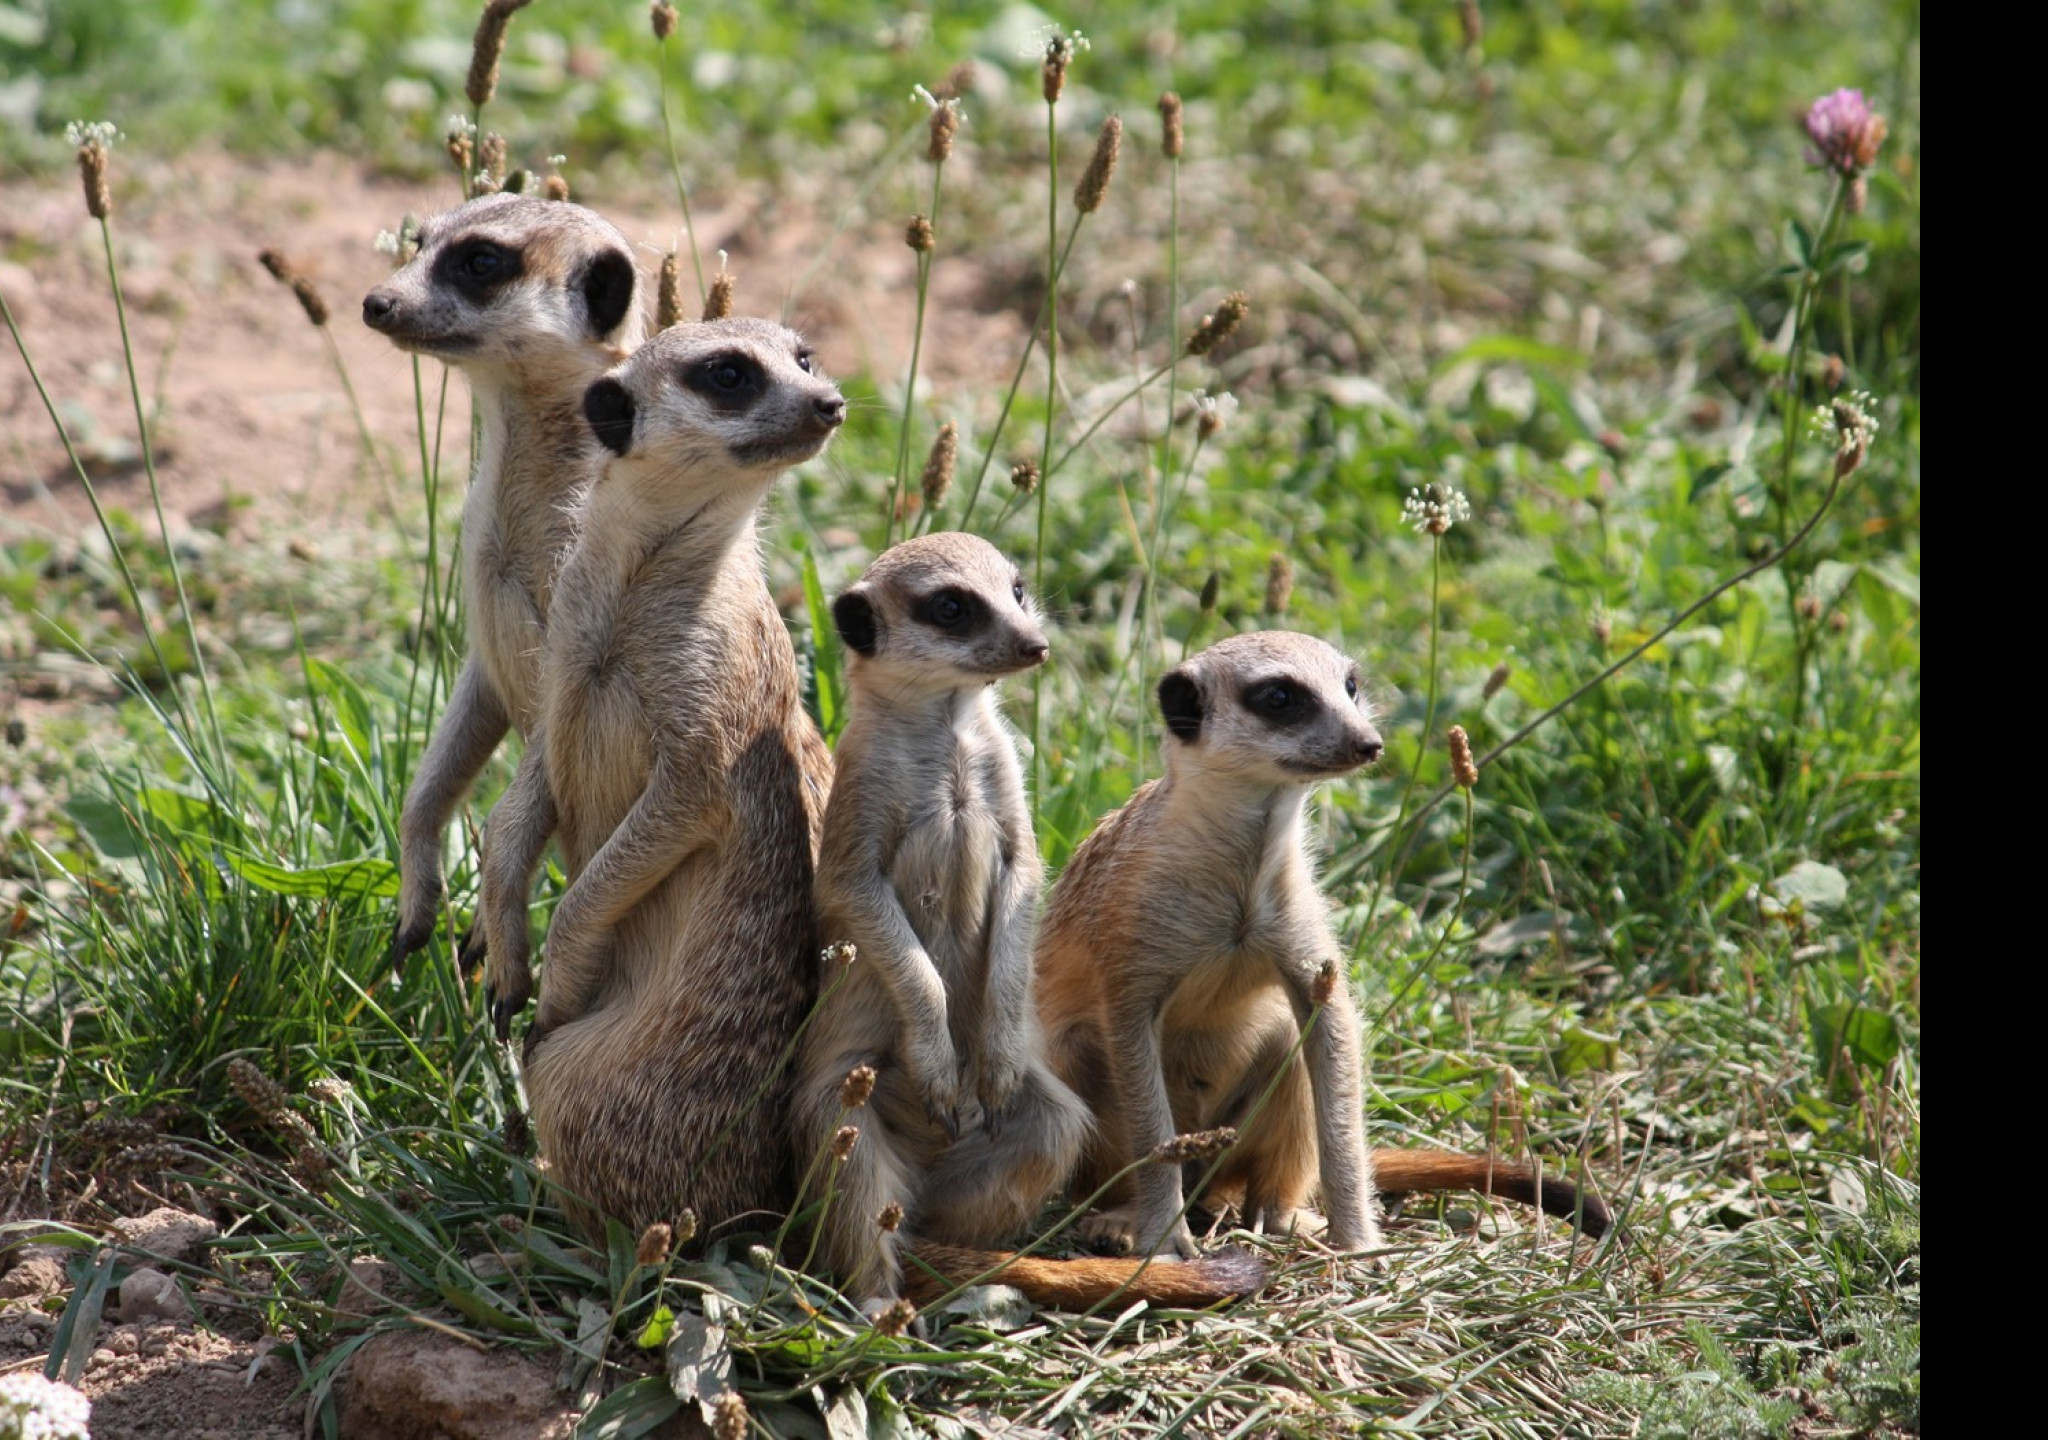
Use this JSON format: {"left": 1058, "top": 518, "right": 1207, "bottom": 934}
{"left": 1080, "top": 1207, "right": 1200, "bottom": 1261}
{"left": 483, "top": 947, "right": 534, "bottom": 1044}
{"left": 974, "top": 1054, "right": 1027, "bottom": 1138}
{"left": 1322, "top": 1211, "right": 1384, "bottom": 1253}
{"left": 1245, "top": 1204, "right": 1326, "bottom": 1241}
{"left": 903, "top": 1046, "right": 964, "bottom": 1140}
{"left": 386, "top": 879, "right": 444, "bottom": 977}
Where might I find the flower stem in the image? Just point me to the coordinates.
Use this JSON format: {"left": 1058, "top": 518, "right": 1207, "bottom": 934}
{"left": 887, "top": 161, "right": 946, "bottom": 546}
{"left": 101, "top": 215, "right": 227, "bottom": 774}
{"left": 1032, "top": 97, "right": 1060, "bottom": 824}
{"left": 1362, "top": 535, "right": 1442, "bottom": 934}
{"left": 656, "top": 39, "right": 707, "bottom": 304}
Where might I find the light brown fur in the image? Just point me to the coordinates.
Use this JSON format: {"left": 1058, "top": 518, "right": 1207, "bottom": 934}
{"left": 475, "top": 319, "right": 841, "bottom": 1234}
{"left": 363, "top": 193, "right": 644, "bottom": 971}
{"left": 1038, "top": 632, "right": 1610, "bottom": 1258}
{"left": 797, "top": 533, "right": 1091, "bottom": 1303}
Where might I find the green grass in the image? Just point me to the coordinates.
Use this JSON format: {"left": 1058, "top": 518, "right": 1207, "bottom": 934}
{"left": 2, "top": 1, "right": 1917, "bottom": 1435}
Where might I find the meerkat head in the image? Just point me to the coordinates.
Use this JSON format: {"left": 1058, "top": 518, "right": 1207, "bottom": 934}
{"left": 831, "top": 532, "right": 1049, "bottom": 694}
{"left": 579, "top": 319, "right": 845, "bottom": 493}
{"left": 360, "top": 193, "right": 643, "bottom": 377}
{"left": 1157, "top": 632, "right": 1382, "bottom": 784}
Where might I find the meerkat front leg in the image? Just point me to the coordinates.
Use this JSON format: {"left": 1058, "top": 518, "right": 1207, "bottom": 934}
{"left": 832, "top": 865, "right": 964, "bottom": 1138}
{"left": 1280, "top": 948, "right": 1380, "bottom": 1251}
{"left": 524, "top": 760, "right": 722, "bottom": 1047}
{"left": 1086, "top": 989, "right": 1201, "bottom": 1260}
{"left": 390, "top": 658, "right": 510, "bottom": 972}
{"left": 469, "top": 739, "right": 557, "bottom": 1040}
{"left": 974, "top": 841, "right": 1041, "bottom": 1136}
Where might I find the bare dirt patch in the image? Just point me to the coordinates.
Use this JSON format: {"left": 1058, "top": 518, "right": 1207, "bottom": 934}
{"left": 2, "top": 150, "right": 1026, "bottom": 546}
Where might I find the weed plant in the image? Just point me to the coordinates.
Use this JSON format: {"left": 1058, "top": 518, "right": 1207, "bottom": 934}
{"left": 1, "top": 2, "right": 1918, "bottom": 1436}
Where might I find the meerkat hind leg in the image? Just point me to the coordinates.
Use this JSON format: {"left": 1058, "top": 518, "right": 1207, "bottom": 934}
{"left": 915, "top": 1062, "right": 1090, "bottom": 1249}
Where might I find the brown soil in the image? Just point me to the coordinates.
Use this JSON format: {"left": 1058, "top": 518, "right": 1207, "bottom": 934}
{"left": 0, "top": 150, "right": 1026, "bottom": 546}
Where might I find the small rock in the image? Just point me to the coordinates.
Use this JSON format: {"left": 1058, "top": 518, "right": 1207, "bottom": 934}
{"left": 111, "top": 1206, "right": 219, "bottom": 1265}
{"left": 108, "top": 1326, "right": 140, "bottom": 1355}
{"left": 90, "top": 1347, "right": 116, "bottom": 1369}
{"left": 117, "top": 1267, "right": 192, "bottom": 1323}
{"left": 0, "top": 1254, "right": 68, "bottom": 1301}
{"left": 339, "top": 1331, "right": 577, "bottom": 1440}
{"left": 337, "top": 1258, "right": 400, "bottom": 1318}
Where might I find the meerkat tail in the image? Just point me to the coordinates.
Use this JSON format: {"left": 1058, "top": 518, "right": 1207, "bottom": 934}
{"left": 900, "top": 1243, "right": 1269, "bottom": 1310}
{"left": 1369, "top": 1148, "right": 1612, "bottom": 1238}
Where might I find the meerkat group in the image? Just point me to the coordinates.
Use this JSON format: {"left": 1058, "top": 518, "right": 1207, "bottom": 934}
{"left": 366, "top": 194, "right": 1608, "bottom": 1312}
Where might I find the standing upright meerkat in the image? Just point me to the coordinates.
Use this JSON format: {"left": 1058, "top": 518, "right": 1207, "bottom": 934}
{"left": 474, "top": 318, "right": 841, "bottom": 1234}
{"left": 362, "top": 193, "right": 642, "bottom": 972}
{"left": 1037, "top": 632, "right": 1610, "bottom": 1261}
{"left": 797, "top": 532, "right": 1091, "bottom": 1303}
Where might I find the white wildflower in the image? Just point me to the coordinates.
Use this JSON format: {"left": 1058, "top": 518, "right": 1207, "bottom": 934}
{"left": 1402, "top": 481, "right": 1472, "bottom": 536}
{"left": 64, "top": 120, "right": 119, "bottom": 149}
{"left": 1025, "top": 23, "right": 1090, "bottom": 60}
{"left": 1191, "top": 390, "right": 1238, "bottom": 440}
{"left": 0, "top": 1373, "right": 92, "bottom": 1440}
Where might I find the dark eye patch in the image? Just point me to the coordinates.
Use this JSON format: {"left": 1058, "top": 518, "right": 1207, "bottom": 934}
{"left": 683, "top": 351, "right": 765, "bottom": 411}
{"left": 913, "top": 586, "right": 991, "bottom": 634}
{"left": 1242, "top": 678, "right": 1319, "bottom": 728}
{"left": 434, "top": 237, "right": 524, "bottom": 302}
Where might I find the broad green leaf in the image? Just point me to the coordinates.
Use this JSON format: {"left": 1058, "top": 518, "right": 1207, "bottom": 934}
{"left": 579, "top": 1376, "right": 683, "bottom": 1440}
{"left": 1434, "top": 334, "right": 1585, "bottom": 374}
{"left": 224, "top": 853, "right": 400, "bottom": 900}
{"left": 433, "top": 1260, "right": 537, "bottom": 1334}
{"left": 666, "top": 1295, "right": 735, "bottom": 1419}
{"left": 634, "top": 1304, "right": 675, "bottom": 1350}
{"left": 1808, "top": 1000, "right": 1902, "bottom": 1071}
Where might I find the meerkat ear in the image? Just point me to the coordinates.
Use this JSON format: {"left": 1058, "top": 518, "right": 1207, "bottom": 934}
{"left": 577, "top": 249, "right": 636, "bottom": 339}
{"left": 584, "top": 377, "right": 637, "bottom": 456}
{"left": 832, "top": 590, "right": 880, "bottom": 656}
{"left": 1158, "top": 668, "right": 1205, "bottom": 742}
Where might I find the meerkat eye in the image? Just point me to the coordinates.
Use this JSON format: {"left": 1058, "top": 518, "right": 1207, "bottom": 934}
{"left": 462, "top": 243, "right": 507, "bottom": 279}
{"left": 915, "top": 586, "right": 989, "bottom": 632}
{"left": 1244, "top": 680, "right": 1315, "bottom": 726}
{"left": 1345, "top": 675, "right": 1359, "bottom": 699}
{"left": 795, "top": 349, "right": 815, "bottom": 374}
{"left": 1011, "top": 580, "right": 1026, "bottom": 606}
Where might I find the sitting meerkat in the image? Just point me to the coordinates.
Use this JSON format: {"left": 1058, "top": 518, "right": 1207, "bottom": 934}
{"left": 475, "top": 318, "right": 840, "bottom": 1234}
{"left": 1037, "top": 632, "right": 1610, "bottom": 1261}
{"left": 796, "top": 532, "right": 1092, "bottom": 1303}
{"left": 361, "top": 192, "right": 642, "bottom": 973}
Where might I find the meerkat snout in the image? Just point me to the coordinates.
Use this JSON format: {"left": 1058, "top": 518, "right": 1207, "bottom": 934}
{"left": 831, "top": 532, "right": 1048, "bottom": 688}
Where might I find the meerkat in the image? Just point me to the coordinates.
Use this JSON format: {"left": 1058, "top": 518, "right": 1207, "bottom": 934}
{"left": 362, "top": 192, "right": 643, "bottom": 973}
{"left": 1037, "top": 632, "right": 1611, "bottom": 1262}
{"left": 795, "top": 532, "right": 1089, "bottom": 1303}
{"left": 471, "top": 318, "right": 840, "bottom": 1235}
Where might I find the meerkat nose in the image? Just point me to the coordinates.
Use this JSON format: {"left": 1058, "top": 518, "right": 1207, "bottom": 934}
{"left": 1354, "top": 731, "right": 1384, "bottom": 765}
{"left": 1017, "top": 638, "right": 1050, "bottom": 665}
{"left": 361, "top": 289, "right": 399, "bottom": 330}
{"left": 814, "top": 394, "right": 846, "bottom": 427}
